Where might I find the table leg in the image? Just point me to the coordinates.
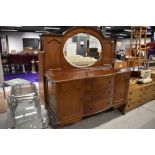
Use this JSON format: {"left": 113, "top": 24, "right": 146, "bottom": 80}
{"left": 22, "top": 64, "right": 26, "bottom": 74}
{"left": 3, "top": 84, "right": 6, "bottom": 99}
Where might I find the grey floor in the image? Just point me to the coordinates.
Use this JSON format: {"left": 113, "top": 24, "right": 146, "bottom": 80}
{"left": 64, "top": 100, "right": 155, "bottom": 129}
{"left": 0, "top": 99, "right": 155, "bottom": 129}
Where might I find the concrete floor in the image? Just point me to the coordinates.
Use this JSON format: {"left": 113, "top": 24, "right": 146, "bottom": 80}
{"left": 1, "top": 83, "right": 155, "bottom": 129}
{"left": 0, "top": 99, "right": 155, "bottom": 129}
{"left": 64, "top": 100, "right": 155, "bottom": 129}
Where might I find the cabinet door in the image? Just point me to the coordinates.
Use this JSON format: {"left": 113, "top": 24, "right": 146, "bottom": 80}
{"left": 58, "top": 80, "right": 84, "bottom": 121}
{"left": 113, "top": 72, "right": 130, "bottom": 105}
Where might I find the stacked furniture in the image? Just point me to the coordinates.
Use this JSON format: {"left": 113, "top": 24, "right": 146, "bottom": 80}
{"left": 4, "top": 54, "right": 38, "bottom": 74}
{"left": 39, "top": 27, "right": 131, "bottom": 127}
{"left": 146, "top": 41, "right": 155, "bottom": 67}
{"left": 124, "top": 81, "right": 155, "bottom": 113}
{"left": 128, "top": 26, "right": 147, "bottom": 70}
{"left": 7, "top": 83, "right": 43, "bottom": 128}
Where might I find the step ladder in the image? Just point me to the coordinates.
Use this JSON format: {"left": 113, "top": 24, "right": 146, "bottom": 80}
{"left": 128, "top": 26, "right": 147, "bottom": 71}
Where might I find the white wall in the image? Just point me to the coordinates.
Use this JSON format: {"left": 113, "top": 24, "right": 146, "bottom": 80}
{"left": 0, "top": 32, "right": 41, "bottom": 53}
{"left": 116, "top": 38, "right": 151, "bottom": 50}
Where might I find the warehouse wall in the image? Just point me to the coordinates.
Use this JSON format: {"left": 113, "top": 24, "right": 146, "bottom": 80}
{"left": 116, "top": 38, "right": 151, "bottom": 50}
{"left": 0, "top": 32, "right": 41, "bottom": 53}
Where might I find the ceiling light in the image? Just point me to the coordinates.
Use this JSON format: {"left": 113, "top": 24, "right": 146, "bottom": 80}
{"left": 105, "top": 26, "right": 111, "bottom": 29}
{"left": 117, "top": 37, "right": 124, "bottom": 39}
{"left": 44, "top": 27, "right": 60, "bottom": 30}
{"left": 147, "top": 32, "right": 152, "bottom": 34}
{"left": 106, "top": 32, "right": 111, "bottom": 34}
{"left": 1, "top": 29, "right": 17, "bottom": 32}
{"left": 124, "top": 29, "right": 131, "bottom": 32}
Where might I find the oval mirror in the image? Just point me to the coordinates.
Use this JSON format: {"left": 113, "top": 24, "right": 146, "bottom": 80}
{"left": 63, "top": 33, "right": 102, "bottom": 68}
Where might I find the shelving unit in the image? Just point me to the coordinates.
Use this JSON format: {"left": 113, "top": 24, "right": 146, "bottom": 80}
{"left": 128, "top": 26, "right": 147, "bottom": 71}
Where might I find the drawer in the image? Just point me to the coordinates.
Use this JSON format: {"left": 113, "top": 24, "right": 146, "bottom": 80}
{"left": 128, "top": 88, "right": 143, "bottom": 96}
{"left": 84, "top": 97, "right": 112, "bottom": 115}
{"left": 125, "top": 102, "right": 142, "bottom": 111}
{"left": 85, "top": 86, "right": 113, "bottom": 102}
{"left": 86, "top": 76, "right": 114, "bottom": 90}
{"left": 143, "top": 85, "right": 155, "bottom": 92}
{"left": 143, "top": 96, "right": 155, "bottom": 103}
{"left": 127, "top": 94, "right": 142, "bottom": 103}
{"left": 143, "top": 90, "right": 155, "bottom": 96}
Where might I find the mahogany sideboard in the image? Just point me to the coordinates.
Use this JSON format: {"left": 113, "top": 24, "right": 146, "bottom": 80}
{"left": 38, "top": 27, "right": 131, "bottom": 127}
{"left": 45, "top": 68, "right": 130, "bottom": 127}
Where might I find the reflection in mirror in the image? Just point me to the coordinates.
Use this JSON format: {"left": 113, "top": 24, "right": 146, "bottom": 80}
{"left": 63, "top": 33, "right": 102, "bottom": 67}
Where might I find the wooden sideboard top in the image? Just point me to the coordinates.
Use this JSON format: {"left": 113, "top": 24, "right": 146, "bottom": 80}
{"left": 45, "top": 67, "right": 131, "bottom": 83}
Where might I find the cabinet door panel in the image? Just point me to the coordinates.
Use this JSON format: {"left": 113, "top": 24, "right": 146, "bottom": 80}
{"left": 113, "top": 73, "right": 130, "bottom": 105}
{"left": 58, "top": 80, "right": 84, "bottom": 121}
{"left": 43, "top": 37, "right": 61, "bottom": 70}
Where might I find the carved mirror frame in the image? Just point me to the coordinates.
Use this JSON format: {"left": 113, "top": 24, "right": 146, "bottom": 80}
{"left": 60, "top": 27, "right": 113, "bottom": 69}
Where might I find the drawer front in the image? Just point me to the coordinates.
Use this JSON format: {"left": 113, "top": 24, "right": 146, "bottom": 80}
{"left": 84, "top": 96, "right": 113, "bottom": 115}
{"left": 85, "top": 86, "right": 113, "bottom": 102}
{"left": 127, "top": 94, "right": 142, "bottom": 103}
{"left": 125, "top": 99, "right": 143, "bottom": 111}
{"left": 142, "top": 85, "right": 155, "bottom": 101}
{"left": 128, "top": 88, "right": 143, "bottom": 96}
{"left": 86, "top": 76, "right": 114, "bottom": 90}
{"left": 143, "top": 96, "right": 155, "bottom": 103}
{"left": 127, "top": 99, "right": 143, "bottom": 106}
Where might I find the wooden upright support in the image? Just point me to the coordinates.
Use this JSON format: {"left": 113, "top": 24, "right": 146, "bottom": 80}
{"left": 128, "top": 26, "right": 147, "bottom": 71}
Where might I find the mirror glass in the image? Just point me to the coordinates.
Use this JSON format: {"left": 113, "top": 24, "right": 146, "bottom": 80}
{"left": 63, "top": 33, "right": 102, "bottom": 67}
